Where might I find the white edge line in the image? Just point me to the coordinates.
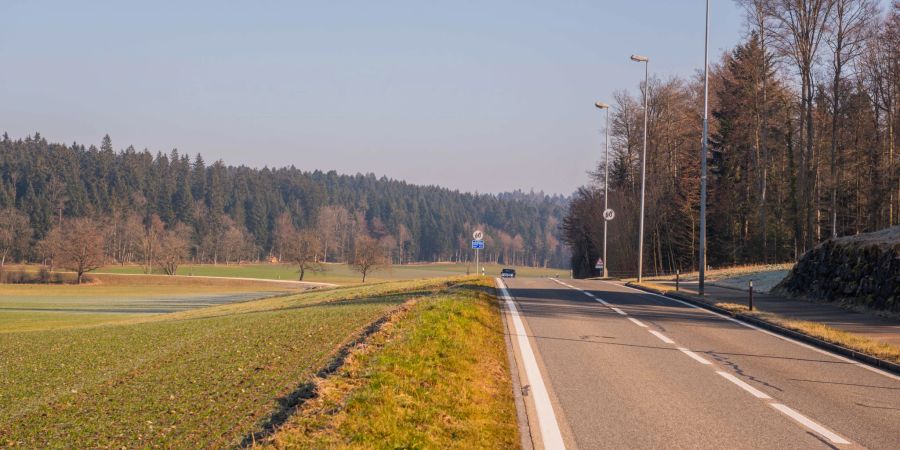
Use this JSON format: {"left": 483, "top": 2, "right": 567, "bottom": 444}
{"left": 648, "top": 330, "right": 675, "bottom": 344}
{"left": 678, "top": 347, "right": 712, "bottom": 365}
{"left": 497, "top": 278, "right": 567, "bottom": 450}
{"left": 628, "top": 317, "right": 649, "bottom": 328}
{"left": 599, "top": 280, "right": 900, "bottom": 382}
{"left": 716, "top": 371, "right": 771, "bottom": 399}
{"left": 770, "top": 403, "right": 850, "bottom": 445}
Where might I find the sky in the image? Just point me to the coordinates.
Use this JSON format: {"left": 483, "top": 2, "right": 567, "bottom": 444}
{"left": 1, "top": 0, "right": 749, "bottom": 195}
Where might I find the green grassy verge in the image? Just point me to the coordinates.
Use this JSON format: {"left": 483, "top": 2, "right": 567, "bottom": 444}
{"left": 0, "top": 277, "right": 462, "bottom": 448}
{"left": 265, "top": 279, "right": 519, "bottom": 449}
{"left": 634, "top": 281, "right": 900, "bottom": 365}
{"left": 95, "top": 262, "right": 565, "bottom": 284}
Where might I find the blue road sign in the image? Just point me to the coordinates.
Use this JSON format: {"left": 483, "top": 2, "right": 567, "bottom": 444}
{"left": 471, "top": 239, "right": 484, "bottom": 249}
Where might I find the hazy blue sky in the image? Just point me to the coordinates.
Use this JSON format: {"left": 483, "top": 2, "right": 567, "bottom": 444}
{"left": 2, "top": 1, "right": 749, "bottom": 195}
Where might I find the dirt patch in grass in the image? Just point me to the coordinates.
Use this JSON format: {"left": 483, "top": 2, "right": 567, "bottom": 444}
{"left": 262, "top": 278, "right": 519, "bottom": 449}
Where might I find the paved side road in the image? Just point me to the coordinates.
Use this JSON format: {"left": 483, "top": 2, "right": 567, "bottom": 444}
{"left": 501, "top": 277, "right": 900, "bottom": 450}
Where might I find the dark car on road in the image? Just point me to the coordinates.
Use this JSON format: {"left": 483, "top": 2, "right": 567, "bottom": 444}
{"left": 500, "top": 268, "right": 516, "bottom": 278}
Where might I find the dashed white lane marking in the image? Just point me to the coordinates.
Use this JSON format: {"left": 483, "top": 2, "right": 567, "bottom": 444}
{"left": 611, "top": 307, "right": 627, "bottom": 316}
{"left": 628, "top": 317, "right": 649, "bottom": 328}
{"left": 678, "top": 347, "right": 712, "bottom": 365}
{"left": 716, "top": 371, "right": 771, "bottom": 399}
{"left": 648, "top": 330, "right": 676, "bottom": 344}
{"left": 770, "top": 403, "right": 850, "bottom": 445}
{"left": 557, "top": 279, "right": 858, "bottom": 445}
{"left": 599, "top": 279, "right": 900, "bottom": 383}
{"left": 496, "top": 278, "right": 567, "bottom": 450}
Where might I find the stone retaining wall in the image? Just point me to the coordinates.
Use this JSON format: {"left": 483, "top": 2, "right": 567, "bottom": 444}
{"left": 774, "top": 227, "right": 900, "bottom": 313}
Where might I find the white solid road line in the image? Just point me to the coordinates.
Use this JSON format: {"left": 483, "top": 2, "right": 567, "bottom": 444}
{"left": 599, "top": 279, "right": 900, "bottom": 383}
{"left": 678, "top": 347, "right": 713, "bottom": 365}
{"left": 611, "top": 307, "right": 628, "bottom": 316}
{"left": 648, "top": 330, "right": 676, "bottom": 344}
{"left": 628, "top": 317, "right": 649, "bottom": 328}
{"left": 769, "top": 403, "right": 850, "bottom": 445}
{"left": 716, "top": 371, "right": 771, "bottom": 399}
{"left": 496, "top": 278, "right": 567, "bottom": 450}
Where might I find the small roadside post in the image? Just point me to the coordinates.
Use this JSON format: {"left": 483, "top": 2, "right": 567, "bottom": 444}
{"left": 676, "top": 269, "right": 680, "bottom": 291}
{"left": 748, "top": 280, "right": 754, "bottom": 311}
{"left": 472, "top": 230, "right": 484, "bottom": 277}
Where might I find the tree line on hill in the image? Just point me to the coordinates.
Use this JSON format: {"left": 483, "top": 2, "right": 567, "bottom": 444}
{"left": 0, "top": 133, "right": 569, "bottom": 280}
{"left": 564, "top": 0, "right": 900, "bottom": 278}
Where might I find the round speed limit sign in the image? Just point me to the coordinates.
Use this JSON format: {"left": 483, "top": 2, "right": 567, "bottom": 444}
{"left": 603, "top": 209, "right": 615, "bottom": 221}
{"left": 473, "top": 230, "right": 484, "bottom": 240}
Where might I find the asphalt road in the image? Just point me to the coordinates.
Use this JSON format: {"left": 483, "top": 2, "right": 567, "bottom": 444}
{"left": 502, "top": 277, "right": 900, "bottom": 450}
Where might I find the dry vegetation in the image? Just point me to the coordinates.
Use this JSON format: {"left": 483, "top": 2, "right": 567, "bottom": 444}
{"left": 263, "top": 278, "right": 519, "bottom": 449}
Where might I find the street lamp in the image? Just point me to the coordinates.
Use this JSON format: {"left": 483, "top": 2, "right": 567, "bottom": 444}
{"left": 630, "top": 54, "right": 649, "bottom": 282}
{"left": 699, "top": 0, "right": 710, "bottom": 295}
{"left": 595, "top": 101, "right": 610, "bottom": 278}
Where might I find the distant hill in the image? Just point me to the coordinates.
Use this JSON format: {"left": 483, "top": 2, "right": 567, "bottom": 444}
{"left": 0, "top": 133, "right": 569, "bottom": 267}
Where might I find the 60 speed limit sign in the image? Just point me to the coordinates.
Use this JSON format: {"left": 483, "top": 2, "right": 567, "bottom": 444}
{"left": 603, "top": 209, "right": 615, "bottom": 221}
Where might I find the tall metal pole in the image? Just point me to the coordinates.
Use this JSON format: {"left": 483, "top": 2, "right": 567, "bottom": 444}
{"left": 699, "top": 0, "right": 710, "bottom": 295}
{"left": 603, "top": 107, "right": 610, "bottom": 278}
{"left": 637, "top": 59, "right": 649, "bottom": 283}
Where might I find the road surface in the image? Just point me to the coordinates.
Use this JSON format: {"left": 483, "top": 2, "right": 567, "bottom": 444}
{"left": 499, "top": 277, "right": 900, "bottom": 449}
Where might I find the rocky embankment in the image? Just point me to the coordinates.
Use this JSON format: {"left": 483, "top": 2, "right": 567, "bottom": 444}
{"left": 774, "top": 226, "right": 900, "bottom": 313}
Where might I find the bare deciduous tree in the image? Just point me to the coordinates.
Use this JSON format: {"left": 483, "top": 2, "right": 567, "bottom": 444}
{"left": 138, "top": 214, "right": 166, "bottom": 274}
{"left": 826, "top": 0, "right": 876, "bottom": 237}
{"left": 42, "top": 217, "right": 105, "bottom": 284}
{"left": 155, "top": 223, "right": 192, "bottom": 275}
{"left": 0, "top": 208, "right": 31, "bottom": 278}
{"left": 770, "top": 0, "right": 837, "bottom": 251}
{"left": 284, "top": 228, "right": 321, "bottom": 280}
{"left": 349, "top": 233, "right": 388, "bottom": 282}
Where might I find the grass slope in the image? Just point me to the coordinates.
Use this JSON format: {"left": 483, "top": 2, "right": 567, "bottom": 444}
{"left": 266, "top": 279, "right": 519, "bottom": 449}
{"left": 0, "top": 278, "right": 460, "bottom": 448}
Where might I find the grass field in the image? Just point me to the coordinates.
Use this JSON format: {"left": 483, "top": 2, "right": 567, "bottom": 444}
{"left": 264, "top": 278, "right": 519, "bottom": 449}
{"left": 0, "top": 277, "right": 465, "bottom": 447}
{"left": 96, "top": 261, "right": 566, "bottom": 284}
{"left": 0, "top": 274, "right": 309, "bottom": 332}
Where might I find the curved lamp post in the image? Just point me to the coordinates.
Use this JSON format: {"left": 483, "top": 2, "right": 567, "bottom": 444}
{"left": 595, "top": 101, "right": 610, "bottom": 278}
{"left": 630, "top": 54, "right": 649, "bottom": 282}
